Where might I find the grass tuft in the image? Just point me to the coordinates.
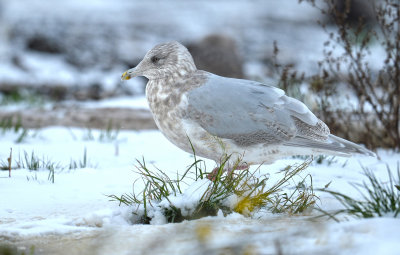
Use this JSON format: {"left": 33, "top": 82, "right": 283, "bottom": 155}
{"left": 108, "top": 152, "right": 317, "bottom": 224}
{"left": 11, "top": 151, "right": 62, "bottom": 171}
{"left": 2, "top": 148, "right": 96, "bottom": 182}
{"left": 99, "top": 120, "right": 120, "bottom": 142}
{"left": 0, "top": 116, "right": 30, "bottom": 143}
{"left": 83, "top": 120, "right": 120, "bottom": 142}
{"left": 68, "top": 147, "right": 95, "bottom": 169}
{"left": 321, "top": 163, "right": 400, "bottom": 219}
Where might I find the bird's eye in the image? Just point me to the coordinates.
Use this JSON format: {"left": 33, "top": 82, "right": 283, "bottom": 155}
{"left": 151, "top": 56, "right": 160, "bottom": 63}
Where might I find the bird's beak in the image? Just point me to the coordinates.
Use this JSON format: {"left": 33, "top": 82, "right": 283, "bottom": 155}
{"left": 121, "top": 71, "right": 131, "bottom": 81}
{"left": 121, "top": 67, "right": 138, "bottom": 81}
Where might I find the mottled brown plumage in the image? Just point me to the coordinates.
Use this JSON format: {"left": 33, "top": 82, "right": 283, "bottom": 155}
{"left": 121, "top": 41, "right": 375, "bottom": 166}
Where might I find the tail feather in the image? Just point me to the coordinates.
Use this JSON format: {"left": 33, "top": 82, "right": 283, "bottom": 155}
{"left": 283, "top": 135, "right": 376, "bottom": 157}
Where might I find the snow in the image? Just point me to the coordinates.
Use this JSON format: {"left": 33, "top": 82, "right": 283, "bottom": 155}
{"left": 0, "top": 0, "right": 386, "bottom": 113}
{"left": 0, "top": 0, "right": 328, "bottom": 93}
{"left": 0, "top": 126, "right": 399, "bottom": 254}
{"left": 0, "top": 0, "right": 399, "bottom": 254}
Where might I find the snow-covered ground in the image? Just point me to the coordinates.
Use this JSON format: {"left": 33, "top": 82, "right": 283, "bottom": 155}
{"left": 1, "top": 125, "right": 399, "bottom": 255}
{"left": 1, "top": 1, "right": 399, "bottom": 254}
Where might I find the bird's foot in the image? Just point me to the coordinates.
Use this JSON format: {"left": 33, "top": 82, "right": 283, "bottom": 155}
{"left": 206, "top": 162, "right": 249, "bottom": 181}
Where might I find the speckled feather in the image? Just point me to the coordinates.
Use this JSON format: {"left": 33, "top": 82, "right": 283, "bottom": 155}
{"left": 122, "top": 41, "right": 375, "bottom": 165}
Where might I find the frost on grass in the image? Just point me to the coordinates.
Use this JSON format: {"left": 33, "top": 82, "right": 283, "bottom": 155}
{"left": 108, "top": 154, "right": 317, "bottom": 224}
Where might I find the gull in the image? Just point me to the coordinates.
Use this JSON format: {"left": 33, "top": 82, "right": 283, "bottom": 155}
{"left": 121, "top": 41, "right": 375, "bottom": 170}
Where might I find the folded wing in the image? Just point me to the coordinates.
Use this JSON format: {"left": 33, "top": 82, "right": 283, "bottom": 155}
{"left": 186, "top": 73, "right": 328, "bottom": 147}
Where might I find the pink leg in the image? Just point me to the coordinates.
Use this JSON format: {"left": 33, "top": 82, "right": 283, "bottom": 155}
{"left": 206, "top": 162, "right": 249, "bottom": 180}
{"left": 206, "top": 167, "right": 221, "bottom": 181}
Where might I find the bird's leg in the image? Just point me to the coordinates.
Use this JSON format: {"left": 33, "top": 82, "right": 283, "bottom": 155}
{"left": 207, "top": 162, "right": 249, "bottom": 180}
{"left": 232, "top": 162, "right": 250, "bottom": 171}
{"left": 207, "top": 167, "right": 222, "bottom": 181}
{"left": 226, "top": 162, "right": 249, "bottom": 176}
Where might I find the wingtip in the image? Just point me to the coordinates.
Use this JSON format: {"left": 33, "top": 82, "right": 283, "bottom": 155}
{"left": 329, "top": 134, "right": 376, "bottom": 158}
{"left": 365, "top": 149, "right": 377, "bottom": 158}
{"left": 357, "top": 148, "right": 376, "bottom": 158}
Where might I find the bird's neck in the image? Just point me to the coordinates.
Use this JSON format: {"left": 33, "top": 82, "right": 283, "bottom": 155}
{"left": 150, "top": 66, "right": 196, "bottom": 85}
{"left": 172, "top": 60, "right": 197, "bottom": 80}
{"left": 168, "top": 56, "right": 197, "bottom": 80}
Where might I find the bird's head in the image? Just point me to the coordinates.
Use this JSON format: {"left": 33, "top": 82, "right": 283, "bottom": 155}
{"left": 121, "top": 41, "right": 197, "bottom": 81}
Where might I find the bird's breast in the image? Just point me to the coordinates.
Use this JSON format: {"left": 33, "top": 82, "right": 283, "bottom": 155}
{"left": 146, "top": 79, "right": 192, "bottom": 152}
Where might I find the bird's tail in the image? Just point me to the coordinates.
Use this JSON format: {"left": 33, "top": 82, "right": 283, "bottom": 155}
{"left": 283, "top": 134, "right": 376, "bottom": 157}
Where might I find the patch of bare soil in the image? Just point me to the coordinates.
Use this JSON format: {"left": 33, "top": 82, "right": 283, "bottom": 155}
{"left": 0, "top": 107, "right": 156, "bottom": 130}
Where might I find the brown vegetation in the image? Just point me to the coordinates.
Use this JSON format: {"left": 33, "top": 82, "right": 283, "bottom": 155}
{"left": 278, "top": 0, "right": 399, "bottom": 150}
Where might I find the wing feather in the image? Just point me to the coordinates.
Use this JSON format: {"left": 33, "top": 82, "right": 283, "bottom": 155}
{"left": 185, "top": 72, "right": 326, "bottom": 146}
